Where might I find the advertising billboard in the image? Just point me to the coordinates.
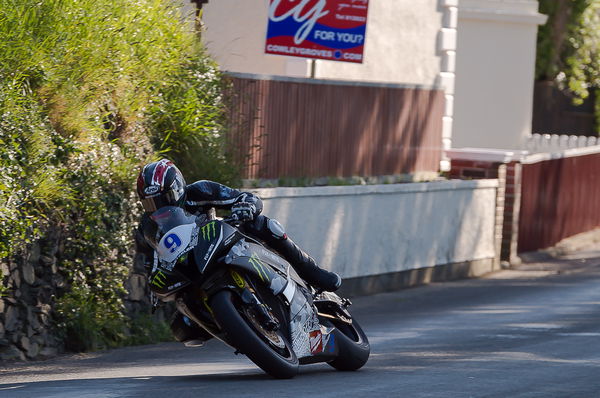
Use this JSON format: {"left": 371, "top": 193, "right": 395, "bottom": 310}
{"left": 265, "top": 0, "right": 369, "bottom": 64}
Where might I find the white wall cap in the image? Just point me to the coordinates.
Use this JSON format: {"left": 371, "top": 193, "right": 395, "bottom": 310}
{"left": 459, "top": 5, "right": 548, "bottom": 25}
{"left": 441, "top": 0, "right": 459, "bottom": 7}
{"left": 446, "top": 147, "right": 529, "bottom": 163}
{"left": 460, "top": 0, "right": 540, "bottom": 13}
{"left": 522, "top": 145, "right": 600, "bottom": 164}
{"left": 252, "top": 180, "right": 499, "bottom": 200}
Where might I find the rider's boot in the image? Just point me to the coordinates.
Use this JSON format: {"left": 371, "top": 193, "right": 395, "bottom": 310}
{"left": 170, "top": 312, "right": 213, "bottom": 347}
{"left": 270, "top": 236, "right": 342, "bottom": 292}
{"left": 247, "top": 216, "right": 342, "bottom": 292}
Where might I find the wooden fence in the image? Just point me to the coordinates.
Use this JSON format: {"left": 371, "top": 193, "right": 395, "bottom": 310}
{"left": 226, "top": 74, "right": 444, "bottom": 180}
{"left": 518, "top": 151, "right": 600, "bottom": 253}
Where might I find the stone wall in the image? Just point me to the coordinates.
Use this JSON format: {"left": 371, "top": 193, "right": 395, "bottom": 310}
{"left": 0, "top": 229, "right": 164, "bottom": 362}
{"left": 0, "top": 229, "right": 64, "bottom": 361}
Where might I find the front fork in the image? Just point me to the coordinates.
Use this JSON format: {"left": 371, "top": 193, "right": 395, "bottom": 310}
{"left": 176, "top": 268, "right": 282, "bottom": 345}
{"left": 228, "top": 269, "right": 280, "bottom": 331}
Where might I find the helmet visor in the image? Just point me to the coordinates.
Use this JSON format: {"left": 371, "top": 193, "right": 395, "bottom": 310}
{"left": 141, "top": 189, "right": 183, "bottom": 212}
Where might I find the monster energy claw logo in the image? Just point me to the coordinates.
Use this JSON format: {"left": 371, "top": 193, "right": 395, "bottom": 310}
{"left": 248, "top": 253, "right": 270, "bottom": 282}
{"left": 201, "top": 221, "right": 217, "bottom": 241}
{"left": 151, "top": 270, "right": 167, "bottom": 289}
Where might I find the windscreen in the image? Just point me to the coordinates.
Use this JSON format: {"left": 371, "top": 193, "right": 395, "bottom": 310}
{"left": 149, "top": 206, "right": 202, "bottom": 263}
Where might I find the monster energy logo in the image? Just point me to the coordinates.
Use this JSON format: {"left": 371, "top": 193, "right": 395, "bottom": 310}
{"left": 151, "top": 270, "right": 167, "bottom": 289}
{"left": 201, "top": 221, "right": 217, "bottom": 241}
{"left": 248, "top": 253, "right": 270, "bottom": 282}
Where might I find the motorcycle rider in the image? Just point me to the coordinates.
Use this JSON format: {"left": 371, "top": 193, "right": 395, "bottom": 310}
{"left": 135, "top": 159, "right": 342, "bottom": 345}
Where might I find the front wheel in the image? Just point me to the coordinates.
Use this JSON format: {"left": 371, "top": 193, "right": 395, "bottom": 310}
{"left": 209, "top": 290, "right": 299, "bottom": 379}
{"left": 326, "top": 317, "right": 370, "bottom": 371}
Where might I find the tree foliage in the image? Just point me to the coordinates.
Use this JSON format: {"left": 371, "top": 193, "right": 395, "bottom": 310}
{"left": 536, "top": 0, "right": 600, "bottom": 129}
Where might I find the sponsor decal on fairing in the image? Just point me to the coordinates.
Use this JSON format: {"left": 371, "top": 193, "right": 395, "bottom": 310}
{"left": 309, "top": 330, "right": 324, "bottom": 354}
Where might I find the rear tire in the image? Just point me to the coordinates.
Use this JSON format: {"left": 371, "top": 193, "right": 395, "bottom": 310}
{"left": 210, "top": 289, "right": 299, "bottom": 379}
{"left": 327, "top": 318, "right": 370, "bottom": 371}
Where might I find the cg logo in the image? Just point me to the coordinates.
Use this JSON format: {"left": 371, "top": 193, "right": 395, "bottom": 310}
{"left": 164, "top": 233, "right": 182, "bottom": 253}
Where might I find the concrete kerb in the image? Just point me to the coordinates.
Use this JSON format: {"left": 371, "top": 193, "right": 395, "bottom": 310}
{"left": 339, "top": 227, "right": 600, "bottom": 297}
{"left": 518, "top": 227, "right": 600, "bottom": 264}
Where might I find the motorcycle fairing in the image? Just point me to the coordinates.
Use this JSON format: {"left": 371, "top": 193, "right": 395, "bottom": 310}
{"left": 223, "top": 240, "right": 307, "bottom": 295}
{"left": 225, "top": 241, "right": 289, "bottom": 300}
{"left": 193, "top": 220, "right": 241, "bottom": 274}
{"left": 224, "top": 239, "right": 336, "bottom": 360}
{"left": 286, "top": 281, "right": 336, "bottom": 359}
{"left": 156, "top": 223, "right": 198, "bottom": 266}
{"left": 149, "top": 266, "right": 192, "bottom": 299}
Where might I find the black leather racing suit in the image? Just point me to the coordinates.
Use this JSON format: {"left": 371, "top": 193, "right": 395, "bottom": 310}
{"left": 135, "top": 180, "right": 266, "bottom": 265}
{"left": 135, "top": 180, "right": 339, "bottom": 343}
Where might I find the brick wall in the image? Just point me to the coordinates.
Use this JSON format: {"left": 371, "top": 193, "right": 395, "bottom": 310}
{"left": 449, "top": 159, "right": 501, "bottom": 179}
{"left": 502, "top": 162, "right": 521, "bottom": 262}
{"left": 450, "top": 158, "right": 521, "bottom": 264}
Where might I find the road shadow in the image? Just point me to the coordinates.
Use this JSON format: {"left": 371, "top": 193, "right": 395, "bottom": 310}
{"left": 0, "top": 363, "right": 368, "bottom": 398}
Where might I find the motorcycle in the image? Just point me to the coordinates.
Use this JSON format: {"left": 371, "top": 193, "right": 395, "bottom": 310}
{"left": 147, "top": 205, "right": 370, "bottom": 379}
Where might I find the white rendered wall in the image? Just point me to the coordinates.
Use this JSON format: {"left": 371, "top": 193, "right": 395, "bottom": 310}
{"left": 314, "top": 0, "right": 443, "bottom": 85}
{"left": 252, "top": 180, "right": 498, "bottom": 279}
{"left": 200, "top": 0, "right": 444, "bottom": 86}
{"left": 452, "top": 0, "right": 547, "bottom": 150}
{"left": 201, "top": 0, "right": 308, "bottom": 77}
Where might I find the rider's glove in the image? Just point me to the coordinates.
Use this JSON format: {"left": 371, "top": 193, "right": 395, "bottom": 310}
{"left": 231, "top": 201, "right": 256, "bottom": 222}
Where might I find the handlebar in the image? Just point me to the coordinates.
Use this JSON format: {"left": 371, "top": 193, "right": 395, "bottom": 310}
{"left": 204, "top": 207, "right": 242, "bottom": 227}
{"left": 221, "top": 214, "right": 242, "bottom": 227}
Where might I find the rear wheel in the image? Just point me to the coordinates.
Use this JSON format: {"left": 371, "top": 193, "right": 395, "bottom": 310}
{"left": 326, "top": 317, "right": 370, "bottom": 371}
{"left": 210, "top": 290, "right": 299, "bottom": 379}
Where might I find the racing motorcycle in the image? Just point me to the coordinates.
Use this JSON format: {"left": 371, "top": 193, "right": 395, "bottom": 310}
{"left": 147, "top": 206, "right": 370, "bottom": 378}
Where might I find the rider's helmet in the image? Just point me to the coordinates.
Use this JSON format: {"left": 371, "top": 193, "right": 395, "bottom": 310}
{"left": 136, "top": 159, "right": 186, "bottom": 212}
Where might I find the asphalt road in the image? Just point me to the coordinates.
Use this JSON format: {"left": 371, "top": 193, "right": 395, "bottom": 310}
{"left": 2, "top": 250, "right": 600, "bottom": 398}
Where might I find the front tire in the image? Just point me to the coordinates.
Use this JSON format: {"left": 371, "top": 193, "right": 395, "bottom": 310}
{"left": 210, "top": 289, "right": 299, "bottom": 379}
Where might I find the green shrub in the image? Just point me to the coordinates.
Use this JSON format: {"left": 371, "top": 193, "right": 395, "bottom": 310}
{"left": 127, "top": 312, "right": 173, "bottom": 346}
{"left": 0, "top": 79, "right": 69, "bottom": 258}
{"left": 149, "top": 57, "right": 240, "bottom": 185}
{"left": 55, "top": 284, "right": 128, "bottom": 352}
{"left": 0, "top": 269, "right": 7, "bottom": 297}
{"left": 536, "top": 0, "right": 600, "bottom": 131}
{"left": 0, "top": 0, "right": 234, "bottom": 350}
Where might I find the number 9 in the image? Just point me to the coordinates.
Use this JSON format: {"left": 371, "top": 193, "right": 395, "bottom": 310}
{"left": 165, "top": 233, "right": 182, "bottom": 253}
